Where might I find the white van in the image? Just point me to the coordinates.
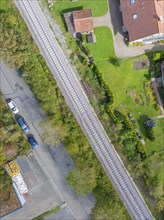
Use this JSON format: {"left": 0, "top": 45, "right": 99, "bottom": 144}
{"left": 7, "top": 99, "right": 19, "bottom": 114}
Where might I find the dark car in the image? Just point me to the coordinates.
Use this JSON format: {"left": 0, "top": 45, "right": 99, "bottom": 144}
{"left": 28, "top": 136, "right": 39, "bottom": 149}
{"left": 17, "top": 117, "right": 30, "bottom": 133}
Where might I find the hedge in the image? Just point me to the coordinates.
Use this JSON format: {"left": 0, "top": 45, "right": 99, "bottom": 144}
{"left": 91, "top": 64, "right": 114, "bottom": 106}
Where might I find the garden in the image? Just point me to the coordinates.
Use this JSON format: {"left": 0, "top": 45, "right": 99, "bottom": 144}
{"left": 1, "top": 0, "right": 164, "bottom": 219}
{"left": 44, "top": 0, "right": 164, "bottom": 218}
{"left": 86, "top": 27, "right": 164, "bottom": 154}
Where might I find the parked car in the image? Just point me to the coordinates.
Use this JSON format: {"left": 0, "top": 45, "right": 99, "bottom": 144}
{"left": 6, "top": 99, "right": 19, "bottom": 114}
{"left": 17, "top": 117, "right": 30, "bottom": 133}
{"left": 28, "top": 136, "right": 39, "bottom": 149}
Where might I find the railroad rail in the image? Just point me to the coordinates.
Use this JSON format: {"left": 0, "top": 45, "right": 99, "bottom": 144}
{"left": 14, "top": 1, "right": 154, "bottom": 219}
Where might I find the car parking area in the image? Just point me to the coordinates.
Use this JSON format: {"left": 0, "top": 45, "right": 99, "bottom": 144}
{"left": 2, "top": 152, "right": 62, "bottom": 220}
{"left": 1, "top": 61, "right": 95, "bottom": 220}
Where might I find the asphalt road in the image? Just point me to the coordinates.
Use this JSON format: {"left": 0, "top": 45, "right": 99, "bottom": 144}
{"left": 0, "top": 61, "right": 92, "bottom": 220}
{"left": 13, "top": 1, "right": 154, "bottom": 219}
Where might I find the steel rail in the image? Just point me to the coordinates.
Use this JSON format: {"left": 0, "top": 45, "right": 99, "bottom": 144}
{"left": 14, "top": 1, "right": 154, "bottom": 219}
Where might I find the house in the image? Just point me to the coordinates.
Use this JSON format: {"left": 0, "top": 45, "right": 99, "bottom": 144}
{"left": 64, "top": 9, "right": 95, "bottom": 42}
{"left": 72, "top": 9, "right": 93, "bottom": 34}
{"left": 120, "top": 0, "right": 164, "bottom": 44}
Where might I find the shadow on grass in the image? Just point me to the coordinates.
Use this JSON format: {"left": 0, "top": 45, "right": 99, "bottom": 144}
{"left": 137, "top": 115, "right": 150, "bottom": 139}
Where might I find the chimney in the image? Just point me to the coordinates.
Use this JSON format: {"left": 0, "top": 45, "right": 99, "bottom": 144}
{"left": 158, "top": 16, "right": 163, "bottom": 21}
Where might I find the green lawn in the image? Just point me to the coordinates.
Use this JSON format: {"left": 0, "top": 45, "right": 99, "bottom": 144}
{"left": 54, "top": 0, "right": 108, "bottom": 17}
{"left": 0, "top": 0, "right": 9, "bottom": 12}
{"left": 86, "top": 27, "right": 164, "bottom": 153}
{"left": 87, "top": 27, "right": 115, "bottom": 62}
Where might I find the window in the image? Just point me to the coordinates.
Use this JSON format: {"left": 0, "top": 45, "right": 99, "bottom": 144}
{"left": 130, "top": 0, "right": 136, "bottom": 4}
{"left": 132, "top": 13, "right": 138, "bottom": 20}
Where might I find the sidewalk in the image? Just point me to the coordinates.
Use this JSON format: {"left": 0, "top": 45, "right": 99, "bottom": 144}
{"left": 93, "top": 0, "right": 164, "bottom": 58}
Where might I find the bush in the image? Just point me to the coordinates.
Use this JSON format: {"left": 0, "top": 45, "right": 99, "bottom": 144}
{"left": 92, "top": 64, "right": 114, "bottom": 106}
{"left": 105, "top": 105, "right": 118, "bottom": 122}
{"left": 147, "top": 128, "right": 155, "bottom": 141}
{"left": 144, "top": 82, "right": 156, "bottom": 104}
{"left": 131, "top": 42, "right": 143, "bottom": 47}
{"left": 109, "top": 57, "right": 121, "bottom": 67}
{"left": 136, "top": 141, "right": 147, "bottom": 158}
{"left": 152, "top": 51, "right": 164, "bottom": 61}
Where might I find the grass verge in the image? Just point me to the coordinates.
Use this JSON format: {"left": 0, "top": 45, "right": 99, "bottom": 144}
{"left": 32, "top": 205, "right": 60, "bottom": 220}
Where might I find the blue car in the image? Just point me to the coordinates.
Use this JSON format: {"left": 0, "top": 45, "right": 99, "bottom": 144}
{"left": 28, "top": 136, "right": 39, "bottom": 149}
{"left": 17, "top": 117, "right": 30, "bottom": 133}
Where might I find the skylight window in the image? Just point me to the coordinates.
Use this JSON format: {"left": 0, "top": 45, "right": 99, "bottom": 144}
{"left": 130, "top": 0, "right": 136, "bottom": 4}
{"left": 132, "top": 13, "right": 138, "bottom": 20}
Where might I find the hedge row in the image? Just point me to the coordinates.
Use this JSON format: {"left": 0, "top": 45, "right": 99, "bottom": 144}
{"left": 105, "top": 104, "right": 118, "bottom": 122}
{"left": 85, "top": 56, "right": 147, "bottom": 159}
{"left": 105, "top": 104, "right": 147, "bottom": 158}
{"left": 91, "top": 64, "right": 114, "bottom": 106}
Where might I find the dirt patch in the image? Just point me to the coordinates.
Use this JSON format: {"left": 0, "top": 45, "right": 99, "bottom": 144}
{"left": 4, "top": 144, "right": 18, "bottom": 160}
{"left": 81, "top": 79, "right": 94, "bottom": 99}
{"left": 0, "top": 184, "right": 21, "bottom": 217}
{"left": 133, "top": 58, "right": 149, "bottom": 70}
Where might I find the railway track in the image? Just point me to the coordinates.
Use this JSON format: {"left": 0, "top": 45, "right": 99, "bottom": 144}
{"left": 14, "top": 1, "right": 154, "bottom": 219}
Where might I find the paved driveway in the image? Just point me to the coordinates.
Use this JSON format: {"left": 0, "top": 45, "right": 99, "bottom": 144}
{"left": 93, "top": 0, "right": 164, "bottom": 58}
{"left": 0, "top": 61, "right": 95, "bottom": 220}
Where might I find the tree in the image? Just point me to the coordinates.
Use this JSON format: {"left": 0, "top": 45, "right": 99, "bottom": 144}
{"left": 0, "top": 16, "right": 28, "bottom": 67}
{"left": 147, "top": 128, "right": 155, "bottom": 141}
{"left": 109, "top": 57, "right": 121, "bottom": 67}
{"left": 41, "top": 119, "right": 68, "bottom": 146}
{"left": 0, "top": 141, "right": 7, "bottom": 165}
{"left": 66, "top": 167, "right": 97, "bottom": 195}
{"left": 90, "top": 200, "right": 130, "bottom": 220}
{"left": 156, "top": 197, "right": 164, "bottom": 212}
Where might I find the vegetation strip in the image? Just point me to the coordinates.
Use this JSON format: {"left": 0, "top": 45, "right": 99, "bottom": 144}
{"left": 0, "top": 0, "right": 163, "bottom": 219}
{"left": 32, "top": 205, "right": 60, "bottom": 220}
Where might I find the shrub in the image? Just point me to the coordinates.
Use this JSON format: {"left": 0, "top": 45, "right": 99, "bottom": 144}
{"left": 105, "top": 105, "right": 118, "bottom": 122}
{"left": 147, "top": 128, "right": 155, "bottom": 141}
{"left": 131, "top": 42, "right": 143, "bottom": 47}
{"left": 91, "top": 64, "right": 114, "bottom": 106}
{"left": 114, "top": 110, "right": 132, "bottom": 130}
{"left": 152, "top": 51, "right": 164, "bottom": 61}
{"left": 109, "top": 57, "right": 121, "bottom": 67}
{"left": 144, "top": 82, "right": 156, "bottom": 104}
{"left": 136, "top": 141, "right": 147, "bottom": 158}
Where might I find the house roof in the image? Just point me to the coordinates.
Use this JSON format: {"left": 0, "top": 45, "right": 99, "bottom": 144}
{"left": 154, "top": 0, "right": 164, "bottom": 33}
{"left": 120, "top": 0, "right": 159, "bottom": 42}
{"left": 63, "top": 12, "right": 75, "bottom": 36}
{"left": 72, "top": 9, "right": 93, "bottom": 33}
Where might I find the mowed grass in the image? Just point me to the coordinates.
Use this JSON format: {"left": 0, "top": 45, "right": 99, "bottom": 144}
{"left": 86, "top": 27, "right": 164, "bottom": 153}
{"left": 0, "top": 0, "right": 9, "bottom": 12}
{"left": 54, "top": 0, "right": 108, "bottom": 17}
{"left": 87, "top": 27, "right": 115, "bottom": 61}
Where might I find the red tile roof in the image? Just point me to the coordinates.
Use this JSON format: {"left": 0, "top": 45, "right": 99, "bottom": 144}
{"left": 120, "top": 0, "right": 159, "bottom": 42}
{"left": 73, "top": 9, "right": 93, "bottom": 33}
{"left": 154, "top": 0, "right": 164, "bottom": 33}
